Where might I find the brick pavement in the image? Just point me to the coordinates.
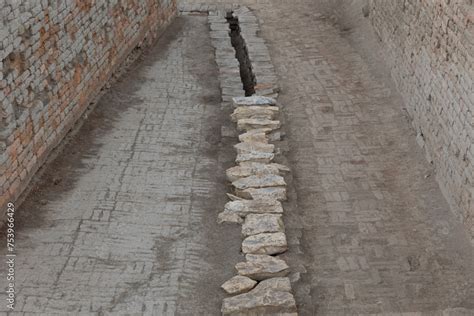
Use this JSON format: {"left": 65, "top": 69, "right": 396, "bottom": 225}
{"left": 0, "top": 16, "right": 241, "bottom": 315}
{"left": 244, "top": 1, "right": 474, "bottom": 315}
{"left": 179, "top": 1, "right": 474, "bottom": 313}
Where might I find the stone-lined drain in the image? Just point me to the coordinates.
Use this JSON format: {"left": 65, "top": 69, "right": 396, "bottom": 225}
{"left": 227, "top": 13, "right": 256, "bottom": 96}
{"left": 205, "top": 5, "right": 297, "bottom": 314}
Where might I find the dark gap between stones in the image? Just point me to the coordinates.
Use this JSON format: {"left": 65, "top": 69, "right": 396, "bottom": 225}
{"left": 227, "top": 13, "right": 256, "bottom": 96}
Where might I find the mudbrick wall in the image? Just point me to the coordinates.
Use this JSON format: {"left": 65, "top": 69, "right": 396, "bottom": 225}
{"left": 0, "top": 0, "right": 176, "bottom": 218}
{"left": 368, "top": 0, "right": 473, "bottom": 239}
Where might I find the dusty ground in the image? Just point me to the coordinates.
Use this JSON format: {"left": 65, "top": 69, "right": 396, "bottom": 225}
{"left": 0, "top": 16, "right": 241, "bottom": 315}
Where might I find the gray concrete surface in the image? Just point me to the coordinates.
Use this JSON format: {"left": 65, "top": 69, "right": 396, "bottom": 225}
{"left": 0, "top": 16, "right": 241, "bottom": 315}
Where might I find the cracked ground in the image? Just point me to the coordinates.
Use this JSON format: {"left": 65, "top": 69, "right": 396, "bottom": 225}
{"left": 1, "top": 1, "right": 474, "bottom": 315}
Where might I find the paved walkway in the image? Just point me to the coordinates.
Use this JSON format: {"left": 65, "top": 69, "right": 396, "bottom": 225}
{"left": 0, "top": 16, "right": 241, "bottom": 315}
{"left": 246, "top": 1, "right": 474, "bottom": 315}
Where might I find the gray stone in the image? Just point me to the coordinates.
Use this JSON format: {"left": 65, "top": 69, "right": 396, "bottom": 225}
{"left": 232, "top": 95, "right": 276, "bottom": 106}
{"left": 242, "top": 214, "right": 285, "bottom": 236}
{"left": 238, "top": 130, "right": 269, "bottom": 143}
{"left": 226, "top": 162, "right": 281, "bottom": 182}
{"left": 232, "top": 174, "right": 286, "bottom": 190}
{"left": 242, "top": 232, "right": 288, "bottom": 255}
{"left": 221, "top": 275, "right": 257, "bottom": 294}
{"left": 255, "top": 277, "right": 293, "bottom": 292}
{"left": 221, "top": 277, "right": 297, "bottom": 315}
{"left": 224, "top": 199, "right": 284, "bottom": 217}
{"left": 218, "top": 210, "right": 244, "bottom": 224}
{"left": 234, "top": 141, "right": 274, "bottom": 154}
{"left": 236, "top": 151, "right": 274, "bottom": 164}
{"left": 236, "top": 254, "right": 289, "bottom": 280}
{"left": 236, "top": 187, "right": 287, "bottom": 201}
{"left": 231, "top": 105, "right": 279, "bottom": 122}
{"left": 226, "top": 193, "right": 244, "bottom": 201}
{"left": 272, "top": 163, "right": 291, "bottom": 172}
{"left": 237, "top": 118, "right": 280, "bottom": 132}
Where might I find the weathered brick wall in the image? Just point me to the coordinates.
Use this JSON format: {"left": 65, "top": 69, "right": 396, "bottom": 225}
{"left": 367, "top": 0, "right": 473, "bottom": 239}
{"left": 309, "top": 0, "right": 473, "bottom": 239}
{"left": 0, "top": 0, "right": 176, "bottom": 215}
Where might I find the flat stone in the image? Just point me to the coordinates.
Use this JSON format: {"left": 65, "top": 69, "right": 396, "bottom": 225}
{"left": 226, "top": 162, "right": 280, "bottom": 182}
{"left": 240, "top": 127, "right": 273, "bottom": 135}
{"left": 242, "top": 214, "right": 285, "bottom": 236}
{"left": 233, "top": 95, "right": 276, "bottom": 106}
{"left": 224, "top": 199, "right": 284, "bottom": 217}
{"left": 231, "top": 106, "right": 279, "bottom": 122}
{"left": 237, "top": 118, "right": 280, "bottom": 132}
{"left": 226, "top": 193, "right": 244, "bottom": 201}
{"left": 234, "top": 142, "right": 274, "bottom": 155}
{"left": 218, "top": 210, "right": 244, "bottom": 224}
{"left": 236, "top": 151, "right": 274, "bottom": 164}
{"left": 236, "top": 254, "right": 289, "bottom": 280}
{"left": 221, "top": 277, "right": 297, "bottom": 315}
{"left": 239, "top": 130, "right": 269, "bottom": 143}
{"left": 236, "top": 187, "right": 287, "bottom": 201}
{"left": 272, "top": 163, "right": 291, "bottom": 172}
{"left": 242, "top": 232, "right": 288, "bottom": 255}
{"left": 221, "top": 275, "right": 257, "bottom": 294}
{"left": 255, "top": 277, "right": 293, "bottom": 292}
{"left": 232, "top": 174, "right": 286, "bottom": 190}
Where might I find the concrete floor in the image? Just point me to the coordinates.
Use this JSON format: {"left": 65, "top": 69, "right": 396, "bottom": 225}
{"left": 0, "top": 16, "right": 241, "bottom": 315}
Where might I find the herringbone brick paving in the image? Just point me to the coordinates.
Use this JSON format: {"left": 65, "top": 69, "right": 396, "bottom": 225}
{"left": 244, "top": 1, "right": 474, "bottom": 314}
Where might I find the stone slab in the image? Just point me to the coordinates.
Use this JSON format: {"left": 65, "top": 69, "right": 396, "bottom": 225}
{"left": 242, "top": 232, "right": 288, "bottom": 255}
{"left": 224, "top": 199, "right": 284, "bottom": 217}
{"left": 236, "top": 187, "right": 287, "bottom": 201}
{"left": 232, "top": 174, "right": 286, "bottom": 190}
{"left": 232, "top": 95, "right": 276, "bottom": 106}
{"left": 236, "top": 254, "right": 289, "bottom": 281}
{"left": 221, "top": 275, "right": 257, "bottom": 295}
{"left": 242, "top": 214, "right": 285, "bottom": 236}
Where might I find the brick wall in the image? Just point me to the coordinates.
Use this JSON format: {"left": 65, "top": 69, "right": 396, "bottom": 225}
{"left": 0, "top": 0, "right": 176, "bottom": 217}
{"left": 367, "top": 0, "right": 473, "bottom": 239}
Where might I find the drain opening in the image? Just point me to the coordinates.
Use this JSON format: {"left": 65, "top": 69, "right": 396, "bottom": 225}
{"left": 227, "top": 13, "right": 256, "bottom": 96}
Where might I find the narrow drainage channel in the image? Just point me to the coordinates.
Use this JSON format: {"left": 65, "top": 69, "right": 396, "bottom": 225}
{"left": 227, "top": 13, "right": 256, "bottom": 96}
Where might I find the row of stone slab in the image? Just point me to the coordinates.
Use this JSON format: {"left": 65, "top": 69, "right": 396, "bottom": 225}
{"left": 232, "top": 7, "right": 279, "bottom": 97}
{"left": 219, "top": 96, "right": 297, "bottom": 315}
{"left": 208, "top": 12, "right": 247, "bottom": 102}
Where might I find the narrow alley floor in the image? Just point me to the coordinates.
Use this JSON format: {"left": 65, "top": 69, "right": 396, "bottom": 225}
{"left": 246, "top": 1, "right": 474, "bottom": 315}
{"left": 0, "top": 16, "right": 241, "bottom": 315}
